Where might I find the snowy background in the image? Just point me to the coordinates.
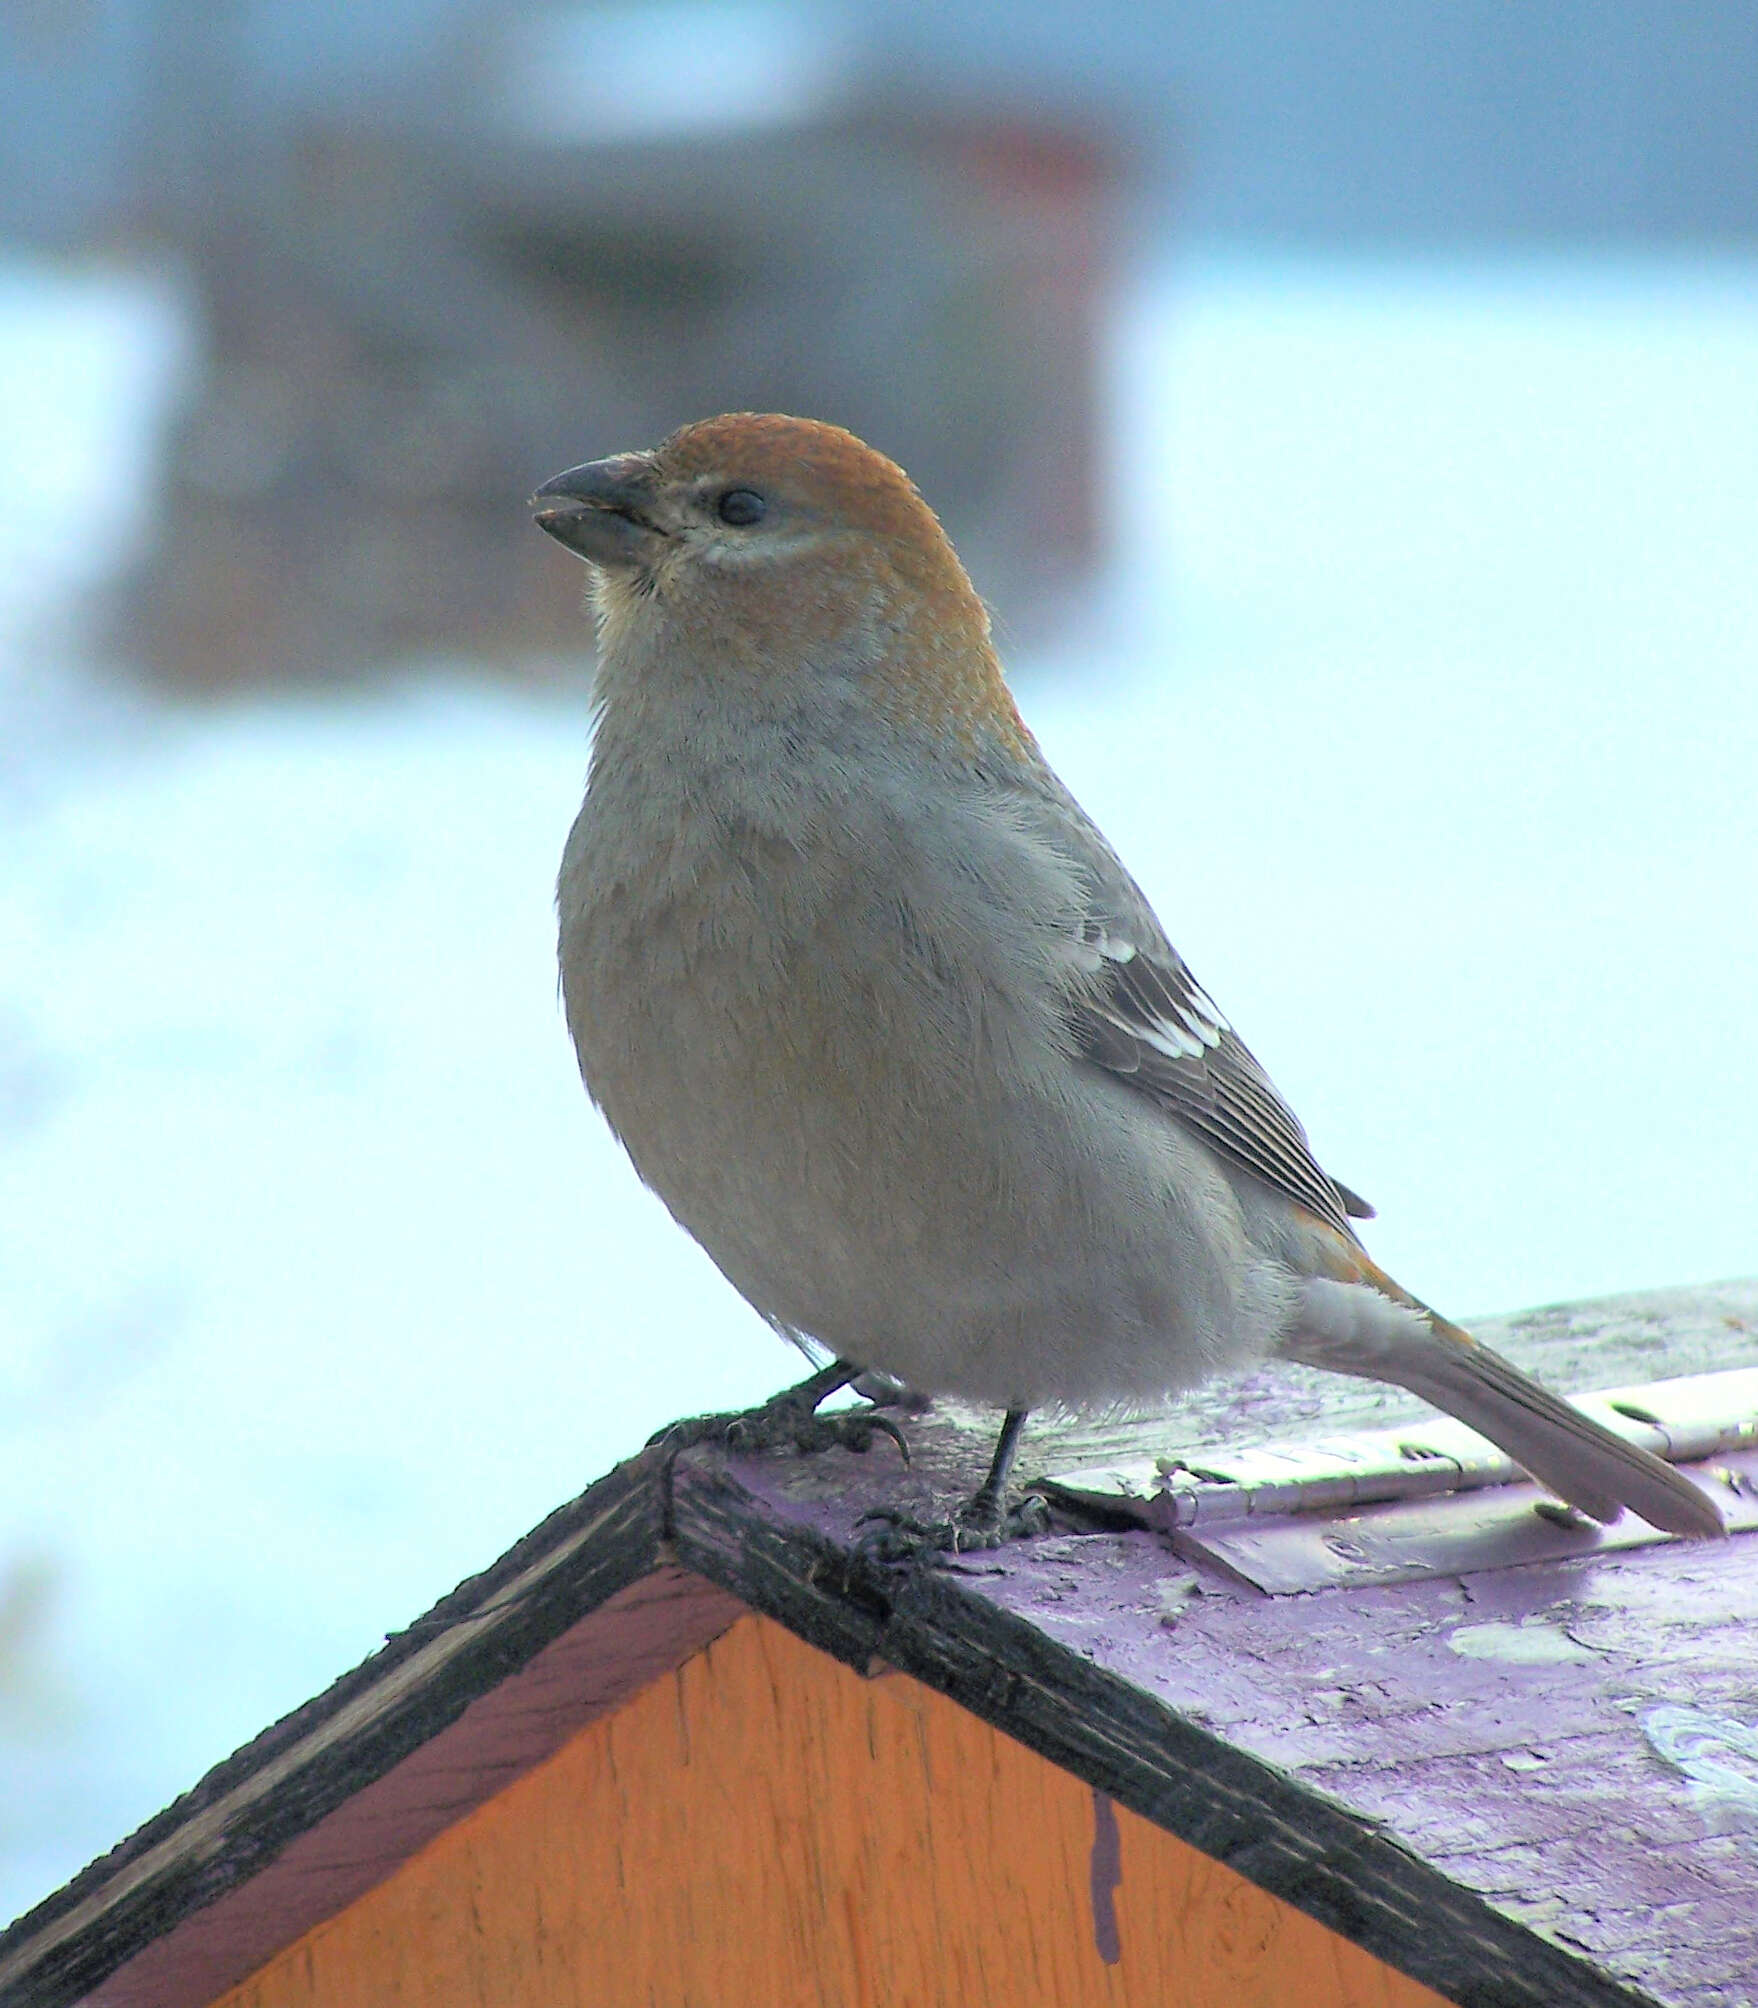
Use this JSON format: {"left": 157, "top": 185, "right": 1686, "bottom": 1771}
{"left": 3, "top": 246, "right": 1756, "bottom": 1922}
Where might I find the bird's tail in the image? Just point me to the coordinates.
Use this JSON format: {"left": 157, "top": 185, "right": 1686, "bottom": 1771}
{"left": 1277, "top": 1257, "right": 1725, "bottom": 1539}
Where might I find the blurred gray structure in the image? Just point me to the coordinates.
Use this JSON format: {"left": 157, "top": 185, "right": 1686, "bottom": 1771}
{"left": 10, "top": 1, "right": 1758, "bottom": 249}
{"left": 5, "top": 0, "right": 1757, "bottom": 681}
{"left": 17, "top": 3, "right": 1117, "bottom": 684}
{"left": 128, "top": 66, "right": 1110, "bottom": 681}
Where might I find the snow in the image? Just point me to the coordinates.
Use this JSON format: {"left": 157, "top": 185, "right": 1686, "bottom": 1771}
{"left": 2, "top": 247, "right": 1755, "bottom": 1924}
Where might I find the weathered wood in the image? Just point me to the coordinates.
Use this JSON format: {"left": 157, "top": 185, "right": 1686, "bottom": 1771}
{"left": 714, "top": 1278, "right": 1758, "bottom": 2008}
{"left": 669, "top": 1461, "right": 1671, "bottom": 2008}
{"left": 4, "top": 1279, "right": 1752, "bottom": 2008}
{"left": 0, "top": 1459, "right": 675, "bottom": 2008}
{"left": 202, "top": 1614, "right": 1455, "bottom": 2008}
{"left": 882, "top": 1277, "right": 1758, "bottom": 1500}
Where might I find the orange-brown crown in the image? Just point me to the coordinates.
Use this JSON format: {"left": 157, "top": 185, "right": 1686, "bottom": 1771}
{"left": 644, "top": 413, "right": 1032, "bottom": 759}
{"left": 653, "top": 414, "right": 943, "bottom": 554}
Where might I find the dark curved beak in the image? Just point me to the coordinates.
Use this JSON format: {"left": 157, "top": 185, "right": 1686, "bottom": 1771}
{"left": 529, "top": 453, "right": 667, "bottom": 568}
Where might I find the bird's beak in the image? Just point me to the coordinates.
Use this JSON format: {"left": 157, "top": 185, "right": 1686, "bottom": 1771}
{"left": 529, "top": 454, "right": 668, "bottom": 568}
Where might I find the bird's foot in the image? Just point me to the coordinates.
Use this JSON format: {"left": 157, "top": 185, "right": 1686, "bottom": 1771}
{"left": 856, "top": 1489, "right": 1051, "bottom": 1565}
{"left": 650, "top": 1370, "right": 909, "bottom": 1466}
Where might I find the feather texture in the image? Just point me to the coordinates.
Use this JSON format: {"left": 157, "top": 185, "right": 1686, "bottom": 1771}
{"left": 1069, "top": 925, "right": 1367, "bottom": 1236}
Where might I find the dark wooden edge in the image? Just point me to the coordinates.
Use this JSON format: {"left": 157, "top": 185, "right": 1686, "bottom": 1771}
{"left": 4, "top": 1440, "right": 1668, "bottom": 2008}
{"left": 0, "top": 1456, "right": 667, "bottom": 2008}
{"left": 668, "top": 1458, "right": 1671, "bottom": 2008}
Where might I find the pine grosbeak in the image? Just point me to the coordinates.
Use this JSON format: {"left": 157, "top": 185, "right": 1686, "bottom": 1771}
{"left": 532, "top": 413, "right": 1722, "bottom": 1551}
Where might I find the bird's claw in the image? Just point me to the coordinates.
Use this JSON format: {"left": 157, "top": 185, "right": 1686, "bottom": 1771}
{"left": 784, "top": 1407, "right": 911, "bottom": 1462}
{"left": 855, "top": 1491, "right": 1051, "bottom": 1565}
{"left": 649, "top": 1397, "right": 910, "bottom": 1465}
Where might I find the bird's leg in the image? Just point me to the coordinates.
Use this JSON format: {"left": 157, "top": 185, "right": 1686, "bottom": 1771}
{"left": 650, "top": 1358, "right": 910, "bottom": 1463}
{"left": 858, "top": 1407, "right": 1051, "bottom": 1562}
{"left": 958, "top": 1406, "right": 1035, "bottom": 1533}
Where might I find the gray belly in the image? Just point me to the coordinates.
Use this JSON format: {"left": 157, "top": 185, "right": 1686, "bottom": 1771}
{"left": 565, "top": 902, "right": 1283, "bottom": 1409}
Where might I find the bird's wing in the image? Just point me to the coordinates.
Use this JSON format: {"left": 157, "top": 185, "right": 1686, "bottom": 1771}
{"left": 984, "top": 754, "right": 1373, "bottom": 1234}
{"left": 1066, "top": 919, "right": 1367, "bottom": 1236}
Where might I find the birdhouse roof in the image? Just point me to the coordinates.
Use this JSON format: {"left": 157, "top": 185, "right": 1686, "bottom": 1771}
{"left": 4, "top": 1278, "right": 1756, "bottom": 2008}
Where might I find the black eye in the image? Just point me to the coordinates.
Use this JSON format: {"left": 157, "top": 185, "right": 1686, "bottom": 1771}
{"left": 716, "top": 488, "right": 766, "bottom": 527}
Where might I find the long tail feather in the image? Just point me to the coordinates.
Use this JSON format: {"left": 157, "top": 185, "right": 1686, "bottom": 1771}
{"left": 1280, "top": 1268, "right": 1725, "bottom": 1539}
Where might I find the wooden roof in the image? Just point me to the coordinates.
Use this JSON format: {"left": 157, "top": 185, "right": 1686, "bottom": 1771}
{"left": 4, "top": 1277, "right": 1756, "bottom": 2008}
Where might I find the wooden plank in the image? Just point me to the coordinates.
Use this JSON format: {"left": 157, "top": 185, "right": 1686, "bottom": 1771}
{"left": 6, "top": 1279, "right": 1750, "bottom": 2008}
{"left": 0, "top": 1460, "right": 677, "bottom": 2008}
{"left": 670, "top": 1463, "right": 1668, "bottom": 2008}
{"left": 910, "top": 1278, "right": 1758, "bottom": 1492}
{"left": 206, "top": 1615, "right": 1452, "bottom": 2008}
{"left": 702, "top": 1278, "right": 1758, "bottom": 2008}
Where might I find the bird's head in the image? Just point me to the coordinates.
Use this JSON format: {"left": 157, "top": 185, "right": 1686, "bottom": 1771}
{"left": 530, "top": 413, "right": 1027, "bottom": 755}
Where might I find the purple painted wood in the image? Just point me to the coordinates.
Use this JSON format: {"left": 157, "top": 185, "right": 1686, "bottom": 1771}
{"left": 10, "top": 1277, "right": 1754, "bottom": 2008}
{"left": 728, "top": 1278, "right": 1758, "bottom": 2008}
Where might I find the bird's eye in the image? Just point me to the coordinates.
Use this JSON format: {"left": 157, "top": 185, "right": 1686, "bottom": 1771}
{"left": 716, "top": 488, "right": 766, "bottom": 527}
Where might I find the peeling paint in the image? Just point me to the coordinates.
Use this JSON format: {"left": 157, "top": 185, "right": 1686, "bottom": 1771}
{"left": 1499, "top": 1749, "right": 1554, "bottom": 1772}
{"left": 1642, "top": 1708, "right": 1758, "bottom": 1856}
{"left": 1446, "top": 1621, "right": 1600, "bottom": 1665}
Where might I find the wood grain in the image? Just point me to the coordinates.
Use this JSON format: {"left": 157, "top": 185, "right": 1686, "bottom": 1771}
{"left": 840, "top": 1278, "right": 1758, "bottom": 1506}
{"left": 208, "top": 1614, "right": 1452, "bottom": 2008}
{"left": 671, "top": 1463, "right": 1673, "bottom": 2008}
{"left": 0, "top": 1460, "right": 674, "bottom": 2008}
{"left": 6, "top": 1279, "right": 1748, "bottom": 2008}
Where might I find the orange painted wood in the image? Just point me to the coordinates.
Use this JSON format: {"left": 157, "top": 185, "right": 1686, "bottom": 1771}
{"left": 211, "top": 1610, "right": 1452, "bottom": 2008}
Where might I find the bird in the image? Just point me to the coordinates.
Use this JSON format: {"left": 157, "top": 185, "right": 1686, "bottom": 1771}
{"left": 530, "top": 412, "right": 1723, "bottom": 1553}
